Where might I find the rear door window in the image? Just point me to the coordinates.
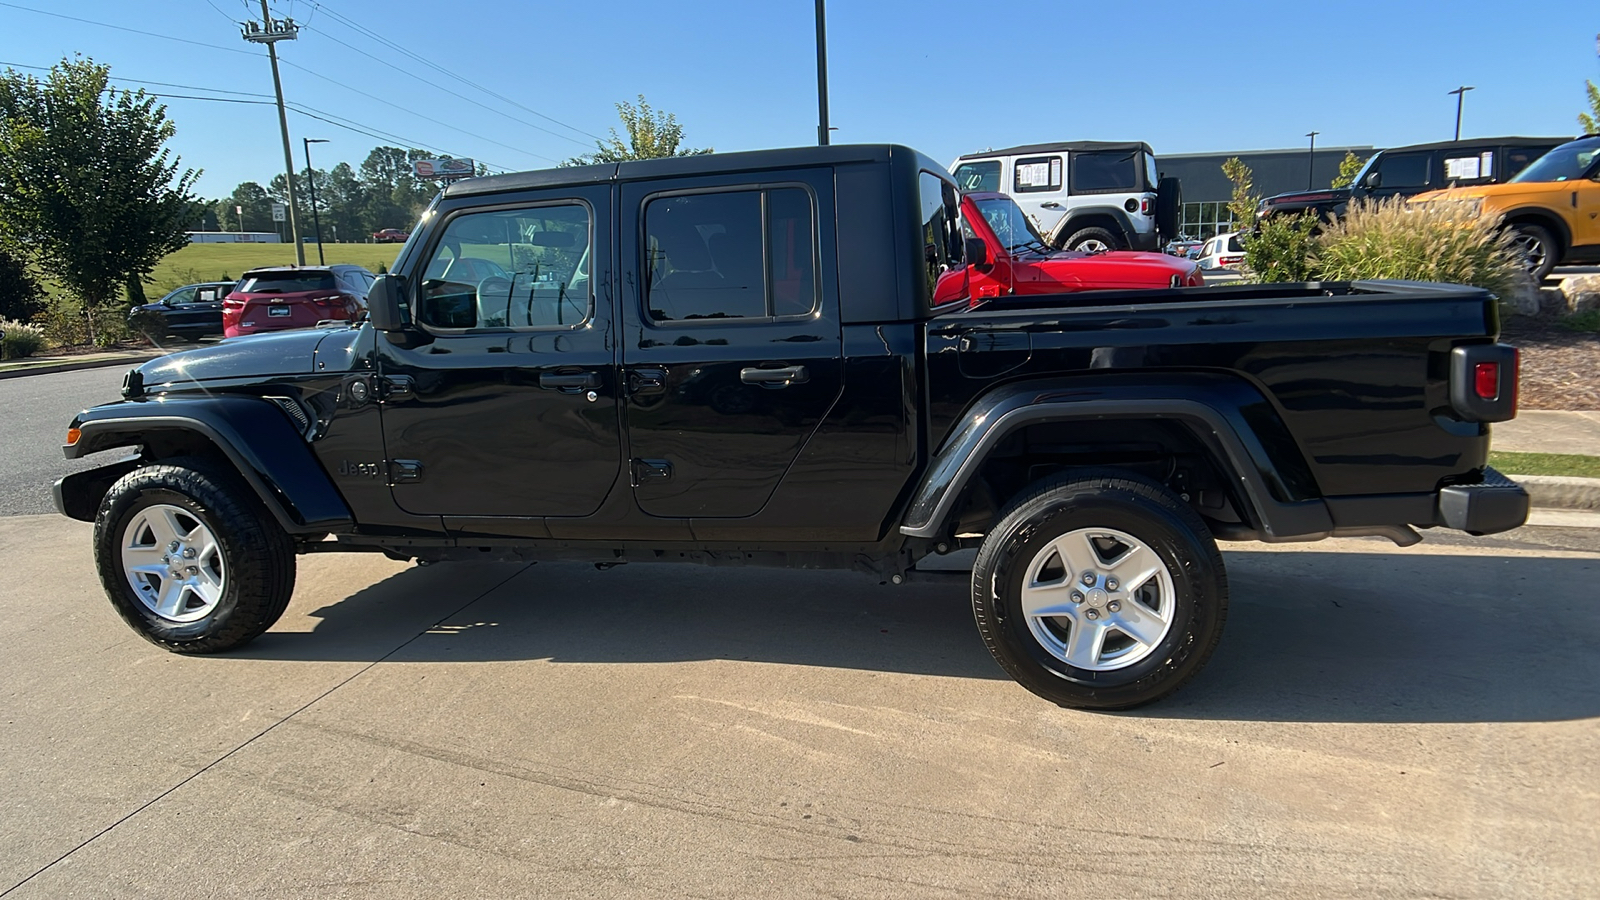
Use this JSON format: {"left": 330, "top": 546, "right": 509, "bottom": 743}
{"left": 952, "top": 160, "right": 1001, "bottom": 193}
{"left": 1442, "top": 151, "right": 1494, "bottom": 183}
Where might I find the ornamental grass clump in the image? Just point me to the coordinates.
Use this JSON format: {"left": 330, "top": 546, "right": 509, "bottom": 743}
{"left": 0, "top": 318, "right": 46, "bottom": 360}
{"left": 1315, "top": 197, "right": 1521, "bottom": 299}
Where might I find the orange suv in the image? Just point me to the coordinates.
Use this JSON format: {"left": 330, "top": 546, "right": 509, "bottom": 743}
{"left": 1410, "top": 134, "right": 1600, "bottom": 280}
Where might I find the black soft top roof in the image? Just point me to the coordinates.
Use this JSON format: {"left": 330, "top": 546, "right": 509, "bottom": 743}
{"left": 443, "top": 144, "right": 946, "bottom": 199}
{"left": 956, "top": 141, "right": 1154, "bottom": 160}
{"left": 1378, "top": 136, "right": 1571, "bottom": 154}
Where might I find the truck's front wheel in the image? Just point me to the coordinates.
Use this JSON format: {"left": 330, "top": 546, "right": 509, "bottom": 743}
{"left": 971, "top": 472, "right": 1227, "bottom": 710}
{"left": 94, "top": 458, "right": 296, "bottom": 653}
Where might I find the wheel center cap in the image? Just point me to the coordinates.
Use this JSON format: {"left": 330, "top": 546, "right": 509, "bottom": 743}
{"left": 1087, "top": 589, "right": 1108, "bottom": 609}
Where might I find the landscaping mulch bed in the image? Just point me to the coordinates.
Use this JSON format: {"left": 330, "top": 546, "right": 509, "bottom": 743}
{"left": 1500, "top": 316, "right": 1600, "bottom": 411}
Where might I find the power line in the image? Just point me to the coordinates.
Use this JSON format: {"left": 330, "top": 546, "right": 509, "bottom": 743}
{"left": 303, "top": 0, "right": 605, "bottom": 143}
{"left": 0, "top": 1, "right": 256, "bottom": 56}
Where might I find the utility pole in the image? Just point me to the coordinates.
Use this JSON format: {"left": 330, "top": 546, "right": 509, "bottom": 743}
{"left": 242, "top": 3, "right": 304, "bottom": 265}
{"left": 303, "top": 138, "right": 328, "bottom": 265}
{"left": 1306, "top": 131, "right": 1319, "bottom": 189}
{"left": 815, "top": 0, "right": 830, "bottom": 146}
{"left": 1449, "top": 86, "right": 1474, "bottom": 141}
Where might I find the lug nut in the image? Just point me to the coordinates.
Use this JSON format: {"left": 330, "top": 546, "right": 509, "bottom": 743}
{"left": 169, "top": 542, "right": 181, "bottom": 553}
{"left": 1081, "top": 572, "right": 1096, "bottom": 586}
{"left": 1107, "top": 600, "right": 1121, "bottom": 612}
{"left": 182, "top": 548, "right": 197, "bottom": 559}
{"left": 186, "top": 566, "right": 199, "bottom": 576}
{"left": 1106, "top": 577, "right": 1118, "bottom": 591}
{"left": 1070, "top": 591, "right": 1085, "bottom": 603}
{"left": 1085, "top": 609, "right": 1100, "bottom": 620}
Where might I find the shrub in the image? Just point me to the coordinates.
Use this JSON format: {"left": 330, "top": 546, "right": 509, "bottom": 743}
{"left": 0, "top": 248, "right": 44, "bottom": 322}
{"left": 1243, "top": 212, "right": 1320, "bottom": 283}
{"left": 1315, "top": 197, "right": 1520, "bottom": 299}
{"left": 0, "top": 317, "right": 46, "bottom": 360}
{"left": 32, "top": 297, "right": 89, "bottom": 348}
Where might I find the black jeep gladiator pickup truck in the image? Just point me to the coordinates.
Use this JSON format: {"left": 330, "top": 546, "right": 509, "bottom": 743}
{"left": 56, "top": 144, "right": 1528, "bottom": 709}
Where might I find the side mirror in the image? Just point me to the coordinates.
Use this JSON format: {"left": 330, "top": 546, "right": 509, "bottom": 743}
{"left": 366, "top": 274, "right": 410, "bottom": 332}
{"left": 1362, "top": 171, "right": 1382, "bottom": 189}
{"left": 965, "top": 236, "right": 992, "bottom": 270}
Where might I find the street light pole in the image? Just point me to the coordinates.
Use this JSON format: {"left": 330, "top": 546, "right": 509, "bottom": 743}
{"left": 1449, "top": 86, "right": 1475, "bottom": 141}
{"left": 302, "top": 138, "right": 328, "bottom": 265}
{"left": 1306, "top": 131, "right": 1320, "bottom": 189}
{"left": 815, "top": 0, "right": 830, "bottom": 146}
{"left": 242, "top": 2, "right": 305, "bottom": 265}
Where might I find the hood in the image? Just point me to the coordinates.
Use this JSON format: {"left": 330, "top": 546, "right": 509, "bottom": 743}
{"left": 1038, "top": 250, "right": 1195, "bottom": 274}
{"left": 1412, "top": 180, "right": 1575, "bottom": 205}
{"left": 136, "top": 325, "right": 357, "bottom": 390}
{"left": 1262, "top": 187, "right": 1352, "bottom": 207}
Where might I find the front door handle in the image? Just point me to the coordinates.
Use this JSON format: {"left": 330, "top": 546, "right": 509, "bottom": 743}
{"left": 539, "top": 371, "right": 601, "bottom": 391}
{"left": 739, "top": 365, "right": 809, "bottom": 387}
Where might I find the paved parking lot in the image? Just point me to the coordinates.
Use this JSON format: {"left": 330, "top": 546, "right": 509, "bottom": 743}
{"left": 3, "top": 512, "right": 1597, "bottom": 898}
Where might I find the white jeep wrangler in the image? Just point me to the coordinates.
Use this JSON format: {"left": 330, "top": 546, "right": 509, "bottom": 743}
{"left": 951, "top": 141, "right": 1181, "bottom": 252}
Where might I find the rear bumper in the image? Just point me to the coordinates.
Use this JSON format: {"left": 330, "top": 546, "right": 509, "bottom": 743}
{"left": 1127, "top": 231, "right": 1160, "bottom": 252}
{"left": 1436, "top": 467, "right": 1530, "bottom": 535}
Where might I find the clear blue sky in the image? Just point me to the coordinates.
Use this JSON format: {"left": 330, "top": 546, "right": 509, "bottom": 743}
{"left": 1, "top": 0, "right": 1595, "bottom": 198}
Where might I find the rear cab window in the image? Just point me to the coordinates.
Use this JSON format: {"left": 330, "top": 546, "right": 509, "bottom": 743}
{"left": 1070, "top": 150, "right": 1142, "bottom": 194}
{"left": 237, "top": 272, "right": 336, "bottom": 293}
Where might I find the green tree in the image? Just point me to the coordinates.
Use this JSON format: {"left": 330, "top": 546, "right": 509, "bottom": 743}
{"left": 564, "top": 95, "right": 712, "bottom": 166}
{"left": 1221, "top": 157, "right": 1257, "bottom": 231}
{"left": 0, "top": 246, "right": 43, "bottom": 321}
{"left": 1330, "top": 151, "right": 1367, "bottom": 189}
{"left": 214, "top": 181, "right": 275, "bottom": 233}
{"left": 0, "top": 58, "right": 200, "bottom": 339}
{"left": 1581, "top": 33, "right": 1599, "bottom": 133}
{"left": 358, "top": 146, "right": 434, "bottom": 231}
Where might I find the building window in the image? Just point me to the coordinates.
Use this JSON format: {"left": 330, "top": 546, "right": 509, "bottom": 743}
{"left": 1178, "top": 201, "right": 1238, "bottom": 241}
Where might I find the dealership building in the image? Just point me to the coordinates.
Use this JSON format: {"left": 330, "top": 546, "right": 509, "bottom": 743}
{"left": 1157, "top": 146, "right": 1376, "bottom": 240}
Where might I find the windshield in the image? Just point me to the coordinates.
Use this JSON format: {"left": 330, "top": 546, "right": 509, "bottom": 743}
{"left": 235, "top": 272, "right": 337, "bottom": 294}
{"left": 1509, "top": 138, "right": 1600, "bottom": 183}
{"left": 972, "top": 196, "right": 1050, "bottom": 254}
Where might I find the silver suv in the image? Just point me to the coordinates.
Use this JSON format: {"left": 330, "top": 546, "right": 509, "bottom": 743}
{"left": 952, "top": 141, "right": 1180, "bottom": 252}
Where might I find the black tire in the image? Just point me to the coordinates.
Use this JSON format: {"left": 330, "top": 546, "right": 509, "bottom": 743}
{"left": 94, "top": 456, "right": 296, "bottom": 653}
{"left": 971, "top": 470, "right": 1228, "bottom": 710}
{"left": 1061, "top": 226, "right": 1123, "bottom": 253}
{"left": 1508, "top": 223, "right": 1558, "bottom": 282}
{"left": 1155, "top": 176, "right": 1182, "bottom": 241}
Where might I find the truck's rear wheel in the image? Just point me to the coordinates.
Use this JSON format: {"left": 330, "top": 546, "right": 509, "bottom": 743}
{"left": 971, "top": 471, "right": 1227, "bottom": 710}
{"left": 1062, "top": 226, "right": 1121, "bottom": 253}
{"left": 94, "top": 457, "right": 296, "bottom": 653}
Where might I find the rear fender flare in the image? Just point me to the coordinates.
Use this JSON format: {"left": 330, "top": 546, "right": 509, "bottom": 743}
{"left": 61, "top": 395, "right": 352, "bottom": 533}
{"left": 1049, "top": 206, "right": 1138, "bottom": 248}
{"left": 899, "top": 376, "right": 1331, "bottom": 542}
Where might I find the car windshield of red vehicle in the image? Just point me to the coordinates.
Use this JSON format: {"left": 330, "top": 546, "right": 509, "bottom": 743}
{"left": 237, "top": 272, "right": 337, "bottom": 294}
{"left": 973, "top": 196, "right": 1052, "bottom": 256}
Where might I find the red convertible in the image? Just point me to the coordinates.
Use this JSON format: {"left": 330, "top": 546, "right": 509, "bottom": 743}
{"left": 962, "top": 192, "right": 1202, "bottom": 306}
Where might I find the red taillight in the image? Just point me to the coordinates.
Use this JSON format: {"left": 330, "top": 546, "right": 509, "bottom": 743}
{"left": 222, "top": 299, "right": 243, "bottom": 308}
{"left": 1474, "top": 362, "right": 1499, "bottom": 400}
{"left": 1140, "top": 198, "right": 1153, "bottom": 215}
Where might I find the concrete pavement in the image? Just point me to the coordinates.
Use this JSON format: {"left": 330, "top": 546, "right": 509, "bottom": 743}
{"left": 3, "top": 514, "right": 1596, "bottom": 898}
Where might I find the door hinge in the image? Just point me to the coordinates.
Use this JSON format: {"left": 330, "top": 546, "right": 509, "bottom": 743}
{"left": 629, "top": 458, "right": 672, "bottom": 486}
{"left": 388, "top": 459, "right": 424, "bottom": 484}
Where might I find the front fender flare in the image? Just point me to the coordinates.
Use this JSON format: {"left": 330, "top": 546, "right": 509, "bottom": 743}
{"left": 899, "top": 377, "right": 1332, "bottom": 542}
{"left": 62, "top": 394, "right": 352, "bottom": 534}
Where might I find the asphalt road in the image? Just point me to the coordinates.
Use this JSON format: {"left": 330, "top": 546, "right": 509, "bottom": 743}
{"left": 0, "top": 366, "right": 133, "bottom": 516}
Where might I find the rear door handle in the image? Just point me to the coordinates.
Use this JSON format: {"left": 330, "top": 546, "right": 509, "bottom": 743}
{"left": 1040, "top": 201, "right": 1063, "bottom": 209}
{"left": 739, "top": 365, "right": 809, "bottom": 386}
{"left": 539, "top": 371, "right": 601, "bottom": 391}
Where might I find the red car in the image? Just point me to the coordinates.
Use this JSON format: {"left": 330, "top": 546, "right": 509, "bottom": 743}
{"left": 372, "top": 228, "right": 410, "bottom": 243}
{"left": 963, "top": 192, "right": 1202, "bottom": 306}
{"left": 222, "top": 265, "right": 375, "bottom": 338}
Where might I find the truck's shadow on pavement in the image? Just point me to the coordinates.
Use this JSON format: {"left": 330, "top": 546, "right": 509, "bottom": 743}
{"left": 239, "top": 548, "right": 1600, "bottom": 724}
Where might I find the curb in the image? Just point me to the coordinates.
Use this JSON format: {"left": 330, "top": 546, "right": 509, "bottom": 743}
{"left": 0, "top": 353, "right": 159, "bottom": 381}
{"left": 1508, "top": 474, "right": 1600, "bottom": 512}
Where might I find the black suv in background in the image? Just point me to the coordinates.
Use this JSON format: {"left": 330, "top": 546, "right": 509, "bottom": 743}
{"left": 127, "top": 282, "right": 236, "bottom": 341}
{"left": 1258, "top": 136, "right": 1570, "bottom": 221}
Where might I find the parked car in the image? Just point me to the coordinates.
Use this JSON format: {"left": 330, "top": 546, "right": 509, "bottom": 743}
{"left": 963, "top": 192, "right": 1201, "bottom": 304}
{"left": 373, "top": 228, "right": 410, "bottom": 243}
{"left": 58, "top": 144, "right": 1526, "bottom": 711}
{"left": 222, "top": 265, "right": 375, "bottom": 338}
{"left": 1196, "top": 232, "right": 1246, "bottom": 270}
{"left": 1259, "top": 136, "right": 1570, "bottom": 223}
{"left": 1408, "top": 134, "right": 1600, "bottom": 280}
{"left": 951, "top": 141, "right": 1181, "bottom": 252}
{"left": 126, "top": 282, "right": 235, "bottom": 341}
{"left": 1163, "top": 238, "right": 1205, "bottom": 258}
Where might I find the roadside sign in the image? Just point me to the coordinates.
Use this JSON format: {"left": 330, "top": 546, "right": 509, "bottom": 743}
{"left": 271, "top": 203, "right": 287, "bottom": 222}
{"left": 413, "top": 158, "right": 475, "bottom": 180}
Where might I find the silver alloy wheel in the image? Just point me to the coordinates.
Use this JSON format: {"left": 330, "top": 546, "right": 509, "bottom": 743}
{"left": 1510, "top": 230, "right": 1547, "bottom": 274}
{"left": 119, "top": 504, "right": 226, "bottom": 623}
{"left": 1019, "top": 527, "right": 1175, "bottom": 672}
{"left": 1075, "top": 238, "right": 1112, "bottom": 253}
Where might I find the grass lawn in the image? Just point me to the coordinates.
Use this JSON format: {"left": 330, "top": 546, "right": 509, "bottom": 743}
{"left": 150, "top": 243, "right": 404, "bottom": 293}
{"left": 1489, "top": 451, "right": 1600, "bottom": 479}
